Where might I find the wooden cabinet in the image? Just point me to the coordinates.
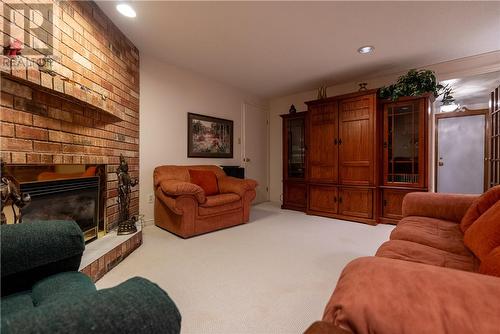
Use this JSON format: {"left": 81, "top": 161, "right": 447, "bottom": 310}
{"left": 305, "top": 91, "right": 378, "bottom": 225}
{"left": 339, "top": 95, "right": 376, "bottom": 186}
{"left": 378, "top": 95, "right": 431, "bottom": 224}
{"left": 281, "top": 112, "right": 307, "bottom": 211}
{"left": 308, "top": 184, "right": 338, "bottom": 214}
{"left": 338, "top": 188, "right": 373, "bottom": 219}
{"left": 308, "top": 103, "right": 338, "bottom": 183}
{"left": 488, "top": 84, "right": 500, "bottom": 188}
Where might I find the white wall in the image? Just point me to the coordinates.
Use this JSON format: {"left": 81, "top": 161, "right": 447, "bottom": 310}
{"left": 140, "top": 54, "right": 265, "bottom": 221}
{"left": 269, "top": 52, "right": 500, "bottom": 202}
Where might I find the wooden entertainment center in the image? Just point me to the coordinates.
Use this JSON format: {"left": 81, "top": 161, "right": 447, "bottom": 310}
{"left": 281, "top": 89, "right": 431, "bottom": 225}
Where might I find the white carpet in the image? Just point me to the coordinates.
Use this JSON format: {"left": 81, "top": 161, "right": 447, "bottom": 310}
{"left": 96, "top": 202, "right": 394, "bottom": 334}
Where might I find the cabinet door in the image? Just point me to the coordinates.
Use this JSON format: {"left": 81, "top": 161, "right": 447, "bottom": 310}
{"left": 309, "top": 185, "right": 338, "bottom": 214}
{"left": 284, "top": 181, "right": 307, "bottom": 209}
{"left": 339, "top": 95, "right": 375, "bottom": 185}
{"left": 284, "top": 116, "right": 305, "bottom": 180}
{"left": 338, "top": 188, "right": 373, "bottom": 219}
{"left": 381, "top": 189, "right": 408, "bottom": 220}
{"left": 308, "top": 103, "right": 338, "bottom": 182}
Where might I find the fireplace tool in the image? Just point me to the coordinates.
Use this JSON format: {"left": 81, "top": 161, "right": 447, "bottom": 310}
{"left": 1, "top": 160, "right": 31, "bottom": 224}
{"left": 116, "top": 155, "right": 138, "bottom": 235}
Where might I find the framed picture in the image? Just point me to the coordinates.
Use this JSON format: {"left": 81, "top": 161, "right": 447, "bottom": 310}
{"left": 187, "top": 113, "right": 233, "bottom": 158}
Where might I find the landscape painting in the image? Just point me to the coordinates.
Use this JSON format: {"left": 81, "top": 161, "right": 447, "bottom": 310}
{"left": 187, "top": 113, "right": 233, "bottom": 158}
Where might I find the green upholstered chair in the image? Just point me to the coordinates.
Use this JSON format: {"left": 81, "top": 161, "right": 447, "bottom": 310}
{"left": 1, "top": 220, "right": 181, "bottom": 334}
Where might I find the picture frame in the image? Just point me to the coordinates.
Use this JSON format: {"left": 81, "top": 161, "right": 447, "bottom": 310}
{"left": 187, "top": 113, "right": 233, "bottom": 158}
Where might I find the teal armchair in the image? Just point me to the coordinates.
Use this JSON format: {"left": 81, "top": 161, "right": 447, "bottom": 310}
{"left": 1, "top": 220, "right": 181, "bottom": 334}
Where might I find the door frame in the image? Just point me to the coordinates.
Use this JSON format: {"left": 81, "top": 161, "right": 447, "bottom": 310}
{"left": 434, "top": 108, "right": 488, "bottom": 193}
{"left": 241, "top": 102, "right": 270, "bottom": 201}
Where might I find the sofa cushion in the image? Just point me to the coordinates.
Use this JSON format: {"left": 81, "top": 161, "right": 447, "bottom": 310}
{"left": 376, "top": 240, "right": 478, "bottom": 272}
{"left": 391, "top": 216, "right": 470, "bottom": 256}
{"left": 463, "top": 200, "right": 500, "bottom": 260}
{"left": 479, "top": 246, "right": 500, "bottom": 277}
{"left": 189, "top": 169, "right": 219, "bottom": 195}
{"left": 323, "top": 256, "right": 500, "bottom": 334}
{"left": 460, "top": 185, "right": 500, "bottom": 232}
{"left": 199, "top": 194, "right": 241, "bottom": 216}
{"left": 32, "top": 272, "right": 96, "bottom": 306}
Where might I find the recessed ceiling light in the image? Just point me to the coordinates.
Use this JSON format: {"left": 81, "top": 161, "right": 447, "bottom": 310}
{"left": 117, "top": 3, "right": 136, "bottom": 18}
{"left": 357, "top": 46, "right": 374, "bottom": 54}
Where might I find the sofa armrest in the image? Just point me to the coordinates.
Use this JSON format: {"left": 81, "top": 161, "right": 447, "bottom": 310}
{"left": 157, "top": 179, "right": 205, "bottom": 204}
{"left": 218, "top": 176, "right": 257, "bottom": 197}
{"left": 1, "top": 277, "right": 182, "bottom": 334}
{"left": 402, "top": 192, "right": 478, "bottom": 223}
{"left": 323, "top": 256, "right": 500, "bottom": 334}
{"left": 1, "top": 220, "right": 84, "bottom": 296}
{"left": 304, "top": 321, "right": 352, "bottom": 334}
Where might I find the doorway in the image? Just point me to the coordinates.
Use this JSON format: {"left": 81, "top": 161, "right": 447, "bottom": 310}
{"left": 435, "top": 110, "right": 487, "bottom": 194}
{"left": 242, "top": 103, "right": 269, "bottom": 203}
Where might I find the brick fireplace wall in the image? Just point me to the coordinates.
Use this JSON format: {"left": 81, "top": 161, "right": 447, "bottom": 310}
{"left": 0, "top": 0, "right": 140, "bottom": 230}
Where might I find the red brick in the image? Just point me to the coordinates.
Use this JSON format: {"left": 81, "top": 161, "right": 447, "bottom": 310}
{"left": 11, "top": 152, "right": 26, "bottom": 163}
{"left": 26, "top": 153, "right": 41, "bottom": 163}
{"left": 1, "top": 138, "right": 32, "bottom": 151}
{"left": 1, "top": 152, "right": 11, "bottom": 163}
{"left": 1, "top": 93, "right": 13, "bottom": 108}
{"left": 0, "top": 108, "right": 33, "bottom": 125}
{"left": 48, "top": 107, "right": 73, "bottom": 122}
{"left": 33, "top": 141, "right": 62, "bottom": 153}
{"left": 33, "top": 115, "right": 62, "bottom": 130}
{"left": 15, "top": 125, "right": 48, "bottom": 141}
{"left": 1, "top": 122, "right": 15, "bottom": 137}
{"left": 1, "top": 78, "right": 32, "bottom": 99}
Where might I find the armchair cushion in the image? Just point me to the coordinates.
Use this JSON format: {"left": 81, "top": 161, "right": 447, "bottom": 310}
{"left": 463, "top": 200, "right": 500, "bottom": 260}
{"left": 189, "top": 169, "right": 219, "bottom": 195}
{"left": 460, "top": 185, "right": 500, "bottom": 232}
{"left": 159, "top": 179, "right": 206, "bottom": 204}
{"left": 218, "top": 176, "right": 257, "bottom": 197}
{"left": 201, "top": 193, "right": 240, "bottom": 207}
{"left": 1, "top": 220, "right": 84, "bottom": 296}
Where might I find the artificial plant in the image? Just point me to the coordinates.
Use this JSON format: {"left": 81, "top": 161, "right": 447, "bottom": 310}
{"left": 378, "top": 69, "right": 454, "bottom": 103}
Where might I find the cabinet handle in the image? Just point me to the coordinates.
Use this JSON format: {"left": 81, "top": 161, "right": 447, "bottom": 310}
{"left": 338, "top": 138, "right": 342, "bottom": 145}
{"left": 334, "top": 138, "right": 338, "bottom": 145}
{"left": 338, "top": 196, "right": 342, "bottom": 204}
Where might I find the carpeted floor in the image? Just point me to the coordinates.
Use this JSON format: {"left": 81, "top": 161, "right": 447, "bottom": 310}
{"left": 96, "top": 202, "right": 394, "bottom": 334}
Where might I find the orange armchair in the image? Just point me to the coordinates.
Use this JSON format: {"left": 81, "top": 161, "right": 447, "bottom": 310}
{"left": 153, "top": 165, "right": 257, "bottom": 238}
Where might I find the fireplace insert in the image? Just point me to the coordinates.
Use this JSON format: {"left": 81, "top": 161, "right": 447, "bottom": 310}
{"left": 20, "top": 177, "right": 100, "bottom": 242}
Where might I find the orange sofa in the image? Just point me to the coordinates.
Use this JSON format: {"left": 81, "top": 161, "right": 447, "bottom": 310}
{"left": 153, "top": 165, "right": 257, "bottom": 238}
{"left": 307, "top": 187, "right": 500, "bottom": 334}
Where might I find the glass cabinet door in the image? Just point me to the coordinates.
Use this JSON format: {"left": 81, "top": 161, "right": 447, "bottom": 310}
{"left": 287, "top": 117, "right": 305, "bottom": 179}
{"left": 384, "top": 100, "right": 423, "bottom": 186}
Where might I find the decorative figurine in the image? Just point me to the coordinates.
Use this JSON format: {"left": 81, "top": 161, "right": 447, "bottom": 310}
{"left": 317, "top": 86, "right": 327, "bottom": 99}
{"left": 116, "top": 155, "right": 138, "bottom": 235}
{"left": 289, "top": 104, "right": 297, "bottom": 114}
{"left": 358, "top": 82, "right": 368, "bottom": 91}
{"left": 1, "top": 160, "right": 30, "bottom": 224}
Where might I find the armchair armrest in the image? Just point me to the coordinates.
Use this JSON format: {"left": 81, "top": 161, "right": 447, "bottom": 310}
{"left": 157, "top": 179, "right": 205, "bottom": 204}
{"left": 1, "top": 277, "right": 182, "bottom": 334}
{"left": 218, "top": 176, "right": 257, "bottom": 197}
{"left": 1, "top": 220, "right": 84, "bottom": 296}
{"left": 323, "top": 256, "right": 500, "bottom": 334}
{"left": 402, "top": 192, "right": 478, "bottom": 223}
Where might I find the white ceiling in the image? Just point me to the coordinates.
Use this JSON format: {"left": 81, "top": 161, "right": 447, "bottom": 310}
{"left": 97, "top": 1, "right": 500, "bottom": 98}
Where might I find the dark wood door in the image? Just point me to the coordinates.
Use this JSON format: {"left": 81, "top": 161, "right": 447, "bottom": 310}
{"left": 338, "top": 95, "right": 375, "bottom": 185}
{"left": 308, "top": 103, "right": 338, "bottom": 182}
{"left": 308, "top": 185, "right": 338, "bottom": 214}
{"left": 283, "top": 181, "right": 306, "bottom": 209}
{"left": 338, "top": 188, "right": 373, "bottom": 218}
